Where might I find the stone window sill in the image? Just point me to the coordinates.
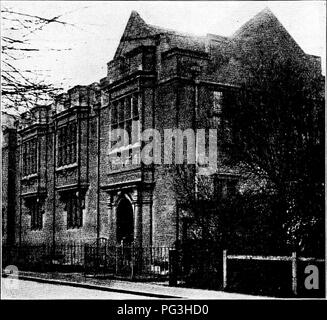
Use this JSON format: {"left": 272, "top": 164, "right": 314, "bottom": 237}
{"left": 21, "top": 173, "right": 38, "bottom": 181}
{"left": 56, "top": 163, "right": 78, "bottom": 172}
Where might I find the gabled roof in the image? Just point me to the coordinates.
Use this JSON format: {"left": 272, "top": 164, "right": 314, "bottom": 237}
{"left": 114, "top": 10, "right": 207, "bottom": 59}
{"left": 233, "top": 7, "right": 276, "bottom": 38}
{"left": 112, "top": 8, "right": 319, "bottom": 84}
{"left": 115, "top": 8, "right": 307, "bottom": 58}
{"left": 232, "top": 7, "right": 304, "bottom": 54}
{"left": 114, "top": 11, "right": 159, "bottom": 59}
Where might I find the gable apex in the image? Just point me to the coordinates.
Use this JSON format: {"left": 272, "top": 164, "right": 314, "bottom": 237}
{"left": 232, "top": 7, "right": 304, "bottom": 55}
{"left": 233, "top": 7, "right": 282, "bottom": 38}
{"left": 128, "top": 10, "right": 148, "bottom": 29}
{"left": 114, "top": 11, "right": 157, "bottom": 59}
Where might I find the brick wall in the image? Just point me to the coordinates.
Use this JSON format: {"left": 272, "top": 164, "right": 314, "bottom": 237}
{"left": 3, "top": 10, "right": 322, "bottom": 249}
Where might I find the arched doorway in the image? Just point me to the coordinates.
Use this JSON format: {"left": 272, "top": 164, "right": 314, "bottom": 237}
{"left": 116, "top": 198, "right": 134, "bottom": 244}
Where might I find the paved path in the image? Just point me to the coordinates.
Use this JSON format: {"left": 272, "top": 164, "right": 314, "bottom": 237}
{"left": 2, "top": 279, "right": 156, "bottom": 299}
{"left": 2, "top": 271, "right": 271, "bottom": 299}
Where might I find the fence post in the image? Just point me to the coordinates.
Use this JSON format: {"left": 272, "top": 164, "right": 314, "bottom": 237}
{"left": 223, "top": 249, "right": 227, "bottom": 290}
{"left": 292, "top": 251, "right": 297, "bottom": 296}
{"left": 169, "top": 249, "right": 178, "bottom": 286}
{"left": 130, "top": 243, "right": 135, "bottom": 280}
{"left": 115, "top": 246, "right": 118, "bottom": 275}
{"left": 83, "top": 243, "right": 87, "bottom": 275}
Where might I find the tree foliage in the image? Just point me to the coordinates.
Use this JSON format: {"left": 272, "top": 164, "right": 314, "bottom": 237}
{"left": 174, "top": 32, "right": 324, "bottom": 256}
{"left": 221, "top": 36, "right": 325, "bottom": 254}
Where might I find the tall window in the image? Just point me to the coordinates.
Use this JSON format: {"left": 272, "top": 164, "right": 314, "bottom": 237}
{"left": 66, "top": 193, "right": 82, "bottom": 229}
{"left": 109, "top": 93, "right": 140, "bottom": 170}
{"left": 213, "top": 91, "right": 223, "bottom": 114}
{"left": 214, "top": 178, "right": 238, "bottom": 199}
{"left": 30, "top": 201, "right": 42, "bottom": 230}
{"left": 57, "top": 122, "right": 77, "bottom": 167}
{"left": 22, "top": 139, "right": 37, "bottom": 176}
{"left": 213, "top": 90, "right": 233, "bottom": 141}
{"left": 110, "top": 93, "right": 140, "bottom": 149}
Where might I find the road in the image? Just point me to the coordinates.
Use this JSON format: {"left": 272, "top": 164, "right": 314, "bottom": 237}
{"left": 1, "top": 278, "right": 157, "bottom": 299}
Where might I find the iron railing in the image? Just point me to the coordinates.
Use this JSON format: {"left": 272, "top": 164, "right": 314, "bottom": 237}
{"left": 2, "top": 241, "right": 173, "bottom": 280}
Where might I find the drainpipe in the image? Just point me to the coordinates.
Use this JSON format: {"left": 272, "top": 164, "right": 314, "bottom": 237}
{"left": 52, "top": 121, "right": 57, "bottom": 254}
{"left": 77, "top": 109, "right": 81, "bottom": 225}
{"left": 191, "top": 66, "right": 201, "bottom": 237}
{"left": 194, "top": 74, "right": 200, "bottom": 200}
{"left": 96, "top": 103, "right": 101, "bottom": 240}
{"left": 19, "top": 136, "right": 22, "bottom": 246}
{"left": 37, "top": 125, "right": 41, "bottom": 229}
{"left": 175, "top": 82, "right": 180, "bottom": 248}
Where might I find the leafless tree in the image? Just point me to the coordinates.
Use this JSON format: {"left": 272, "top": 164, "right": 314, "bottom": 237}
{"left": 1, "top": 6, "right": 79, "bottom": 113}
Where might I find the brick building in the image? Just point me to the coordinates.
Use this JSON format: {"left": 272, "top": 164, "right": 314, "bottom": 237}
{"left": 1, "top": 9, "right": 323, "bottom": 247}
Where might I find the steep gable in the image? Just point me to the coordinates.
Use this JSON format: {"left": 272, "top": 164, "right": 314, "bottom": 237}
{"left": 111, "top": 9, "right": 321, "bottom": 85}
{"left": 114, "top": 11, "right": 159, "bottom": 59}
{"left": 114, "top": 11, "right": 208, "bottom": 59}
{"left": 233, "top": 7, "right": 304, "bottom": 56}
{"left": 204, "top": 7, "right": 316, "bottom": 85}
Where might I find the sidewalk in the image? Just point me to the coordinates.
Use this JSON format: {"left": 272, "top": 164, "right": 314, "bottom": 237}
{"left": 12, "top": 271, "right": 271, "bottom": 299}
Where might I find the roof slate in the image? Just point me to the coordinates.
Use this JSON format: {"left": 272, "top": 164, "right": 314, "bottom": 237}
{"left": 112, "top": 8, "right": 322, "bottom": 85}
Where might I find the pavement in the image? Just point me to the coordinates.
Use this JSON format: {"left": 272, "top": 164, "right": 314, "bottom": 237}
{"left": 1, "top": 270, "right": 271, "bottom": 299}
{"left": 2, "top": 279, "right": 155, "bottom": 300}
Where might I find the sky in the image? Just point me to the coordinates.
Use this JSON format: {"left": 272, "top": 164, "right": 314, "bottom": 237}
{"left": 2, "top": 1, "right": 326, "bottom": 92}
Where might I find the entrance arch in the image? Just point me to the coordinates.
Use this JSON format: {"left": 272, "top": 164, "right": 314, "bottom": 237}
{"left": 116, "top": 198, "right": 134, "bottom": 244}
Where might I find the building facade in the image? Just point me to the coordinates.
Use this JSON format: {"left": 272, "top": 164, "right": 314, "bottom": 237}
{"left": 2, "top": 9, "right": 323, "bottom": 247}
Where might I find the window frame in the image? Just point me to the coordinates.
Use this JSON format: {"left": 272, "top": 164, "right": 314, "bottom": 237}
{"left": 110, "top": 92, "right": 140, "bottom": 149}
{"left": 66, "top": 193, "right": 83, "bottom": 229}
{"left": 109, "top": 93, "right": 140, "bottom": 171}
{"left": 213, "top": 90, "right": 224, "bottom": 115}
{"left": 22, "top": 138, "right": 38, "bottom": 177}
{"left": 57, "top": 121, "right": 77, "bottom": 168}
{"left": 30, "top": 201, "right": 43, "bottom": 231}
